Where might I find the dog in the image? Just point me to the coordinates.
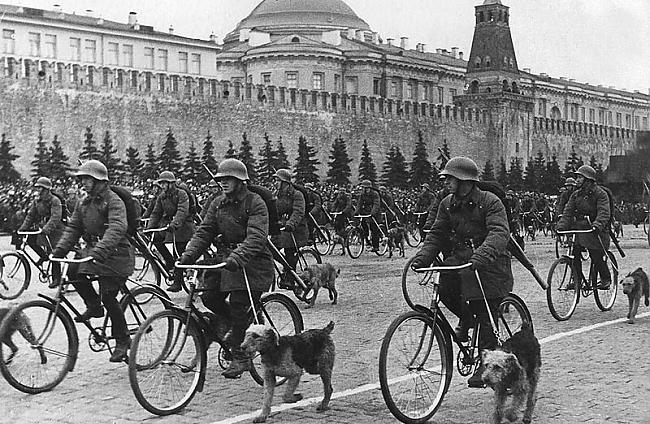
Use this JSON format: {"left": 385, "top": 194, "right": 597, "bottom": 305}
{"left": 481, "top": 323, "right": 541, "bottom": 424}
{"left": 387, "top": 225, "right": 406, "bottom": 258}
{"left": 0, "top": 306, "right": 47, "bottom": 365}
{"left": 621, "top": 268, "right": 650, "bottom": 324}
{"left": 612, "top": 220, "right": 623, "bottom": 238}
{"left": 525, "top": 225, "right": 536, "bottom": 241}
{"left": 241, "top": 321, "right": 335, "bottom": 423}
{"left": 296, "top": 263, "right": 339, "bottom": 309}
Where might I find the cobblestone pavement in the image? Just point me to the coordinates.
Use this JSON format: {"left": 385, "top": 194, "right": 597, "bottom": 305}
{"left": 1, "top": 226, "right": 650, "bottom": 424}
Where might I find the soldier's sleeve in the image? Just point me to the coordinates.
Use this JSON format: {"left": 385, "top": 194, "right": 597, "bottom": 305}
{"left": 18, "top": 202, "right": 37, "bottom": 231}
{"left": 183, "top": 199, "right": 220, "bottom": 262}
{"left": 471, "top": 194, "right": 510, "bottom": 267}
{"left": 593, "top": 188, "right": 611, "bottom": 231}
{"left": 286, "top": 190, "right": 305, "bottom": 228}
{"left": 230, "top": 195, "right": 269, "bottom": 267}
{"left": 371, "top": 192, "right": 380, "bottom": 216}
{"left": 171, "top": 189, "right": 189, "bottom": 229}
{"left": 557, "top": 192, "right": 576, "bottom": 230}
{"left": 42, "top": 196, "right": 62, "bottom": 235}
{"left": 54, "top": 200, "right": 84, "bottom": 255}
{"left": 91, "top": 194, "right": 128, "bottom": 262}
{"left": 414, "top": 196, "right": 450, "bottom": 263}
{"left": 148, "top": 196, "right": 162, "bottom": 229}
{"left": 310, "top": 192, "right": 322, "bottom": 215}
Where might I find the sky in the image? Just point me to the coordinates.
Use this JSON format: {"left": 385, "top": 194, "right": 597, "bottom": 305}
{"left": 6, "top": 0, "right": 649, "bottom": 93}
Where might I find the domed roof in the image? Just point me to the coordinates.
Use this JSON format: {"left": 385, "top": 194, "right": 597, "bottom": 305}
{"left": 225, "top": 0, "right": 371, "bottom": 43}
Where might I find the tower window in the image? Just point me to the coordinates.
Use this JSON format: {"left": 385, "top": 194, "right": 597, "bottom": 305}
{"left": 475, "top": 57, "right": 481, "bottom": 68}
{"left": 509, "top": 58, "right": 515, "bottom": 68}
{"left": 484, "top": 56, "right": 491, "bottom": 67}
{"left": 478, "top": 12, "right": 484, "bottom": 23}
{"left": 291, "top": 36, "right": 300, "bottom": 43}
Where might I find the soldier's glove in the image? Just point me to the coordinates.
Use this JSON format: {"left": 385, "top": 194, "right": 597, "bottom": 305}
{"left": 224, "top": 257, "right": 240, "bottom": 272}
{"left": 410, "top": 257, "right": 429, "bottom": 271}
{"left": 440, "top": 256, "right": 464, "bottom": 267}
{"left": 178, "top": 255, "right": 194, "bottom": 265}
{"left": 51, "top": 248, "right": 67, "bottom": 259}
{"left": 284, "top": 224, "right": 295, "bottom": 233}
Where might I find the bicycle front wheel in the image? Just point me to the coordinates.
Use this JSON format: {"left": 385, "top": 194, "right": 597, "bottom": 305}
{"left": 0, "top": 252, "right": 31, "bottom": 300}
{"left": 346, "top": 227, "right": 365, "bottom": 259}
{"left": 0, "top": 299, "right": 78, "bottom": 393}
{"left": 497, "top": 294, "right": 533, "bottom": 340}
{"left": 405, "top": 224, "right": 421, "bottom": 248}
{"left": 313, "top": 226, "right": 332, "bottom": 256}
{"left": 402, "top": 256, "right": 439, "bottom": 310}
{"left": 132, "top": 255, "right": 162, "bottom": 290}
{"left": 128, "top": 309, "right": 206, "bottom": 416}
{"left": 379, "top": 311, "right": 452, "bottom": 424}
{"left": 593, "top": 251, "right": 618, "bottom": 311}
{"left": 121, "top": 284, "right": 170, "bottom": 340}
{"left": 546, "top": 257, "right": 579, "bottom": 321}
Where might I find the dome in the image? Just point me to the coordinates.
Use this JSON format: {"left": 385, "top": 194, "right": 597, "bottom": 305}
{"left": 224, "top": 0, "right": 371, "bottom": 44}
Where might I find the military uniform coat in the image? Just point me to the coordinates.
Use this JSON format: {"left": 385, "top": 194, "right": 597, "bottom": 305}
{"left": 332, "top": 192, "right": 353, "bottom": 217}
{"left": 354, "top": 189, "right": 381, "bottom": 219}
{"left": 276, "top": 184, "right": 308, "bottom": 248}
{"left": 414, "top": 186, "right": 513, "bottom": 301}
{"left": 55, "top": 183, "right": 135, "bottom": 278}
{"left": 148, "top": 186, "right": 195, "bottom": 243}
{"left": 19, "top": 192, "right": 65, "bottom": 247}
{"left": 557, "top": 181, "right": 610, "bottom": 250}
{"left": 182, "top": 186, "right": 273, "bottom": 292}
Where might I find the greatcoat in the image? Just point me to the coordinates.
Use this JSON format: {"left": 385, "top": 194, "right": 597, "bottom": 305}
{"left": 148, "top": 186, "right": 195, "bottom": 243}
{"left": 557, "top": 180, "right": 611, "bottom": 251}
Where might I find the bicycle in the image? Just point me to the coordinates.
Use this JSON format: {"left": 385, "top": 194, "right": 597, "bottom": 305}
{"left": 546, "top": 229, "right": 619, "bottom": 321}
{"left": 327, "top": 211, "right": 350, "bottom": 256}
{"left": 406, "top": 211, "right": 428, "bottom": 248}
{"left": 128, "top": 261, "right": 304, "bottom": 416}
{"left": 346, "top": 214, "right": 389, "bottom": 258}
{"left": 0, "top": 256, "right": 170, "bottom": 394}
{"left": 268, "top": 232, "right": 321, "bottom": 304}
{"left": 379, "top": 262, "right": 532, "bottom": 424}
{"left": 0, "top": 230, "right": 55, "bottom": 300}
{"left": 135, "top": 226, "right": 186, "bottom": 290}
{"left": 308, "top": 211, "right": 333, "bottom": 256}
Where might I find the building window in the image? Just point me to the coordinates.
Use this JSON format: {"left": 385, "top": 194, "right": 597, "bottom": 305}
{"left": 391, "top": 81, "right": 398, "bottom": 97}
{"left": 334, "top": 74, "right": 341, "bottom": 93}
{"left": 312, "top": 73, "right": 323, "bottom": 90}
{"left": 373, "top": 78, "right": 381, "bottom": 96}
{"left": 345, "top": 76, "right": 358, "bottom": 94}
{"left": 474, "top": 57, "right": 481, "bottom": 68}
{"left": 262, "top": 73, "right": 271, "bottom": 85}
{"left": 580, "top": 107, "right": 585, "bottom": 122}
{"left": 625, "top": 114, "right": 631, "bottom": 128}
{"left": 210, "top": 80, "right": 217, "bottom": 96}
{"left": 598, "top": 109, "right": 605, "bottom": 124}
{"left": 286, "top": 72, "right": 297, "bottom": 89}
{"left": 178, "top": 52, "right": 188, "bottom": 73}
{"left": 588, "top": 108, "right": 595, "bottom": 123}
{"left": 3, "top": 29, "right": 15, "bottom": 54}
{"left": 421, "top": 84, "right": 428, "bottom": 101}
{"left": 28, "top": 32, "right": 41, "bottom": 57}
{"left": 634, "top": 116, "right": 640, "bottom": 129}
{"left": 171, "top": 75, "right": 179, "bottom": 92}
{"left": 449, "top": 88, "right": 457, "bottom": 98}
{"left": 84, "top": 39, "right": 96, "bottom": 63}
{"left": 116, "top": 70, "right": 124, "bottom": 87}
{"left": 406, "top": 83, "right": 413, "bottom": 99}
{"left": 643, "top": 116, "right": 648, "bottom": 130}
{"left": 607, "top": 111, "right": 612, "bottom": 125}
{"left": 191, "top": 53, "right": 201, "bottom": 74}
{"left": 86, "top": 67, "right": 94, "bottom": 86}
{"left": 130, "top": 70, "right": 138, "bottom": 88}
{"left": 158, "top": 74, "right": 165, "bottom": 92}
{"left": 102, "top": 68, "right": 110, "bottom": 85}
{"left": 144, "top": 73, "right": 151, "bottom": 91}
{"left": 484, "top": 55, "right": 491, "bottom": 67}
{"left": 70, "top": 37, "right": 81, "bottom": 61}
{"left": 616, "top": 112, "right": 622, "bottom": 127}
{"left": 107, "top": 43, "right": 118, "bottom": 66}
{"left": 438, "top": 87, "right": 444, "bottom": 104}
{"left": 71, "top": 64, "right": 79, "bottom": 83}
{"left": 123, "top": 44, "right": 133, "bottom": 67}
{"left": 158, "top": 49, "right": 168, "bottom": 71}
{"left": 144, "top": 47, "right": 154, "bottom": 69}
{"left": 44, "top": 34, "right": 56, "bottom": 58}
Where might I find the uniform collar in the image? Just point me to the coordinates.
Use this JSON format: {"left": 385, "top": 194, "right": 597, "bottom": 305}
{"left": 221, "top": 185, "right": 248, "bottom": 205}
{"left": 450, "top": 185, "right": 479, "bottom": 209}
{"left": 87, "top": 182, "right": 110, "bottom": 202}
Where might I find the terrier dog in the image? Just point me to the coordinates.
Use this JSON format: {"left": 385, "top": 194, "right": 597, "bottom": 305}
{"left": 525, "top": 225, "right": 536, "bottom": 241}
{"left": 296, "top": 263, "right": 339, "bottom": 309}
{"left": 0, "top": 306, "right": 47, "bottom": 365}
{"left": 481, "top": 323, "right": 541, "bottom": 424}
{"left": 387, "top": 225, "right": 406, "bottom": 258}
{"left": 621, "top": 268, "right": 649, "bottom": 324}
{"left": 242, "top": 321, "right": 335, "bottom": 423}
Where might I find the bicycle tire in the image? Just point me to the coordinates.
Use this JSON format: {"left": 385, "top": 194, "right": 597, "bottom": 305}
{"left": 593, "top": 251, "right": 618, "bottom": 311}
{"left": 0, "top": 252, "right": 31, "bottom": 300}
{"left": 249, "top": 292, "right": 304, "bottom": 386}
{"left": 546, "top": 257, "right": 579, "bottom": 321}
{"left": 346, "top": 227, "right": 365, "bottom": 259}
{"left": 379, "top": 311, "right": 452, "bottom": 424}
{"left": 313, "top": 226, "right": 332, "bottom": 256}
{"left": 120, "top": 284, "right": 171, "bottom": 340}
{"left": 128, "top": 309, "right": 206, "bottom": 416}
{"left": 132, "top": 255, "right": 162, "bottom": 290}
{"left": 405, "top": 224, "right": 421, "bottom": 248}
{"left": 0, "top": 299, "right": 78, "bottom": 393}
{"left": 497, "top": 294, "right": 533, "bottom": 340}
{"left": 402, "top": 256, "right": 438, "bottom": 311}
{"left": 376, "top": 235, "right": 389, "bottom": 256}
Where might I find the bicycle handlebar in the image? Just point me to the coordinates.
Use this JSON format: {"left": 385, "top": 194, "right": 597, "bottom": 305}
{"left": 142, "top": 226, "right": 170, "bottom": 234}
{"left": 174, "top": 262, "right": 227, "bottom": 270}
{"left": 49, "top": 256, "right": 94, "bottom": 264}
{"left": 354, "top": 214, "right": 371, "bottom": 219}
{"left": 412, "top": 212, "right": 428, "bottom": 216}
{"left": 413, "top": 263, "right": 473, "bottom": 273}
{"left": 555, "top": 229, "right": 594, "bottom": 235}
{"left": 17, "top": 230, "right": 42, "bottom": 235}
{"left": 330, "top": 211, "right": 343, "bottom": 216}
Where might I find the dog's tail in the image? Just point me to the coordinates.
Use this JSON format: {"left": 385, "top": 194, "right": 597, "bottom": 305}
{"left": 324, "top": 321, "right": 335, "bottom": 334}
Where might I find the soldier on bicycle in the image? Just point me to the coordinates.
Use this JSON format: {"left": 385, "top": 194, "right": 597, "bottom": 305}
{"left": 555, "top": 177, "right": 576, "bottom": 219}
{"left": 179, "top": 158, "right": 274, "bottom": 379}
{"left": 354, "top": 180, "right": 381, "bottom": 252}
{"left": 18, "top": 177, "right": 65, "bottom": 287}
{"left": 331, "top": 186, "right": 354, "bottom": 244}
{"left": 557, "top": 165, "right": 611, "bottom": 290}
{"left": 52, "top": 160, "right": 135, "bottom": 362}
{"left": 410, "top": 157, "right": 513, "bottom": 388}
{"left": 147, "top": 171, "right": 195, "bottom": 292}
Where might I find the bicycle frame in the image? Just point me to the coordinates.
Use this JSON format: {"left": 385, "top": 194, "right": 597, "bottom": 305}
{"left": 266, "top": 236, "right": 311, "bottom": 302}
{"left": 133, "top": 230, "right": 171, "bottom": 281}
{"left": 15, "top": 230, "right": 53, "bottom": 278}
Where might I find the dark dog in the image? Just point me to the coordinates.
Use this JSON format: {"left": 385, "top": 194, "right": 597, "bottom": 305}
{"left": 481, "top": 323, "right": 541, "bottom": 424}
{"left": 0, "top": 306, "right": 47, "bottom": 365}
{"left": 612, "top": 220, "right": 623, "bottom": 238}
{"left": 621, "top": 267, "right": 649, "bottom": 324}
{"left": 387, "top": 226, "right": 406, "bottom": 258}
{"left": 242, "top": 321, "right": 335, "bottom": 423}
{"left": 296, "top": 263, "right": 339, "bottom": 309}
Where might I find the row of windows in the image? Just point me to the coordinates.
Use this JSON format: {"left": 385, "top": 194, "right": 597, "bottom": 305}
{"left": 474, "top": 55, "right": 515, "bottom": 69}
{"left": 538, "top": 100, "right": 645, "bottom": 129}
{"left": 2, "top": 29, "right": 202, "bottom": 74}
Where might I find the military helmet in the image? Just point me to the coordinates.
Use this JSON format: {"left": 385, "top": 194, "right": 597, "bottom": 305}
{"left": 273, "top": 169, "right": 292, "bottom": 183}
{"left": 564, "top": 177, "right": 577, "bottom": 186}
{"left": 75, "top": 160, "right": 109, "bottom": 181}
{"left": 421, "top": 183, "right": 431, "bottom": 190}
{"left": 440, "top": 156, "right": 479, "bottom": 182}
{"left": 34, "top": 177, "right": 52, "bottom": 190}
{"left": 216, "top": 158, "right": 249, "bottom": 181}
{"left": 575, "top": 165, "right": 596, "bottom": 181}
{"left": 360, "top": 179, "right": 372, "bottom": 188}
{"left": 156, "top": 171, "right": 176, "bottom": 184}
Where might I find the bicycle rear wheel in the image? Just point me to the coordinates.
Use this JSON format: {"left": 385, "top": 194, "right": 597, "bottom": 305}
{"left": 128, "top": 309, "right": 206, "bottom": 416}
{"left": 346, "top": 227, "right": 364, "bottom": 259}
{"left": 0, "top": 299, "right": 78, "bottom": 393}
{"left": 593, "top": 251, "right": 618, "bottom": 311}
{"left": 249, "top": 293, "right": 304, "bottom": 386}
{"left": 546, "top": 257, "right": 579, "bottom": 321}
{"left": 497, "top": 294, "right": 533, "bottom": 340}
{"left": 406, "top": 224, "right": 422, "bottom": 248}
{"left": 376, "top": 235, "right": 389, "bottom": 256}
{"left": 313, "top": 226, "right": 332, "bottom": 256}
{"left": 0, "top": 252, "right": 31, "bottom": 300}
{"left": 121, "top": 284, "right": 170, "bottom": 339}
{"left": 379, "top": 311, "right": 452, "bottom": 424}
{"left": 402, "top": 256, "right": 438, "bottom": 310}
{"left": 132, "top": 255, "right": 162, "bottom": 290}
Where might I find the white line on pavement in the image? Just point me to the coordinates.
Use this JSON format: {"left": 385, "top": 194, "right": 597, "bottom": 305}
{"left": 211, "top": 311, "right": 650, "bottom": 424}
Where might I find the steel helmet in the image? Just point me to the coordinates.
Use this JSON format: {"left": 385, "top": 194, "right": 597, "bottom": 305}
{"left": 564, "top": 177, "right": 577, "bottom": 186}
{"left": 421, "top": 183, "right": 431, "bottom": 190}
{"left": 440, "top": 157, "right": 479, "bottom": 182}
{"left": 360, "top": 179, "right": 372, "bottom": 188}
{"left": 34, "top": 177, "right": 52, "bottom": 190}
{"left": 156, "top": 171, "right": 176, "bottom": 184}
{"left": 75, "top": 160, "right": 109, "bottom": 181}
{"left": 575, "top": 165, "right": 596, "bottom": 181}
{"left": 216, "top": 158, "right": 249, "bottom": 181}
{"left": 273, "top": 169, "right": 292, "bottom": 183}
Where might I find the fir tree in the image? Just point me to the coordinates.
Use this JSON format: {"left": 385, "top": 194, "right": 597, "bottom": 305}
{"left": 224, "top": 140, "right": 237, "bottom": 159}
{"left": 80, "top": 126, "right": 98, "bottom": 161}
{"left": 382, "top": 145, "right": 409, "bottom": 188}
{"left": 523, "top": 158, "right": 536, "bottom": 191}
{"left": 257, "top": 133, "right": 278, "bottom": 185}
{"left": 409, "top": 131, "right": 433, "bottom": 187}
{"left": 275, "top": 137, "right": 290, "bottom": 170}
{"left": 358, "top": 139, "right": 377, "bottom": 183}
{"left": 182, "top": 139, "right": 202, "bottom": 181}
{"left": 100, "top": 130, "right": 121, "bottom": 178}
{"left": 159, "top": 128, "right": 182, "bottom": 173}
{"left": 49, "top": 135, "right": 72, "bottom": 181}
{"left": 532, "top": 151, "right": 546, "bottom": 189}
{"left": 237, "top": 132, "right": 257, "bottom": 181}
{"left": 497, "top": 157, "right": 509, "bottom": 188}
{"left": 326, "top": 136, "right": 352, "bottom": 185}
{"left": 143, "top": 143, "right": 158, "bottom": 181}
{"left": 507, "top": 157, "right": 524, "bottom": 191}
{"left": 545, "top": 155, "right": 564, "bottom": 193}
{"left": 31, "top": 127, "right": 51, "bottom": 178}
{"left": 0, "top": 133, "right": 20, "bottom": 183}
{"left": 200, "top": 130, "right": 218, "bottom": 183}
{"left": 481, "top": 160, "right": 495, "bottom": 181}
{"left": 564, "top": 147, "right": 581, "bottom": 177}
{"left": 437, "top": 139, "right": 451, "bottom": 169}
{"left": 123, "top": 146, "right": 142, "bottom": 183}
{"left": 294, "top": 135, "right": 320, "bottom": 185}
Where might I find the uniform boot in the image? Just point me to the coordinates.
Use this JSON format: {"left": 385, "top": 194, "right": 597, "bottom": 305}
{"left": 73, "top": 282, "right": 104, "bottom": 322}
{"left": 167, "top": 269, "right": 184, "bottom": 292}
{"left": 109, "top": 336, "right": 131, "bottom": 363}
{"left": 222, "top": 347, "right": 251, "bottom": 379}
